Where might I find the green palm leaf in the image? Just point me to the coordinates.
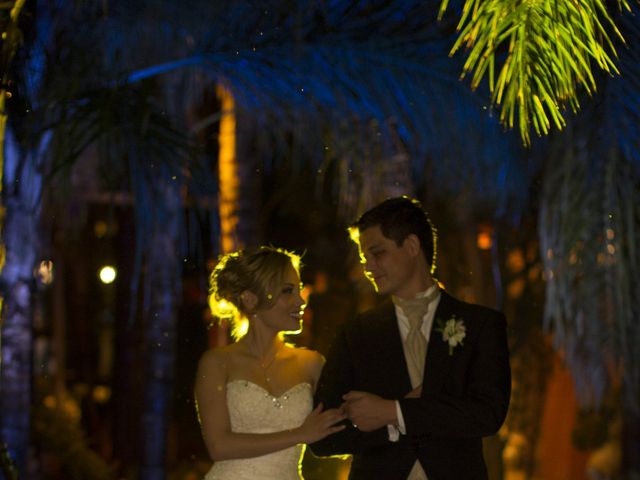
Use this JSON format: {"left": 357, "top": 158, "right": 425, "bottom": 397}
{"left": 441, "top": 0, "right": 629, "bottom": 145}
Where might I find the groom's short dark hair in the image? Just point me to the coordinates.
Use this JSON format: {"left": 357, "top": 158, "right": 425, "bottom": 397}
{"left": 350, "top": 196, "right": 436, "bottom": 269}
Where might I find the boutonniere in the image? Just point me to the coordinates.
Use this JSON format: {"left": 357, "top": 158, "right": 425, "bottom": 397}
{"left": 435, "top": 315, "right": 466, "bottom": 355}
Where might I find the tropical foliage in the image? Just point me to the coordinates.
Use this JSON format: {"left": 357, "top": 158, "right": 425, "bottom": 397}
{"left": 1, "top": 2, "right": 205, "bottom": 476}
{"left": 111, "top": 1, "right": 530, "bottom": 219}
{"left": 32, "top": 402, "right": 114, "bottom": 480}
{"left": 440, "top": 0, "right": 635, "bottom": 145}
{"left": 539, "top": 5, "right": 640, "bottom": 413}
{"left": 0, "top": 0, "right": 28, "bottom": 261}
{"left": 1, "top": 0, "right": 640, "bottom": 478}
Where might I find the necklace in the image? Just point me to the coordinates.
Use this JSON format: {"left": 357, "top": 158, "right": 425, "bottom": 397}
{"left": 258, "top": 343, "right": 290, "bottom": 408}
{"left": 245, "top": 338, "right": 284, "bottom": 385}
{"left": 261, "top": 354, "right": 277, "bottom": 384}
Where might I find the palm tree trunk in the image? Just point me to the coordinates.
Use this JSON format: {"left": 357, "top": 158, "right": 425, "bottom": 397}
{"left": 139, "top": 176, "right": 180, "bottom": 480}
{"left": 0, "top": 127, "right": 47, "bottom": 474}
{"left": 213, "top": 86, "right": 261, "bottom": 348}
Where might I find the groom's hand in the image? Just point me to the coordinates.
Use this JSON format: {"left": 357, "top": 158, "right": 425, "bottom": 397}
{"left": 342, "top": 391, "right": 397, "bottom": 432}
{"left": 405, "top": 385, "right": 422, "bottom": 398}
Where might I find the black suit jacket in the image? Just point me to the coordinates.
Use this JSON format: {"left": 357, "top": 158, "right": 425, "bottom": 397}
{"left": 310, "top": 290, "right": 511, "bottom": 480}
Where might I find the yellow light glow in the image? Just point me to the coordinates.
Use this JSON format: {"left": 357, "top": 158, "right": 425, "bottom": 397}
{"left": 506, "top": 249, "right": 525, "bottom": 273}
{"left": 528, "top": 265, "right": 541, "bottom": 282}
{"left": 477, "top": 231, "right": 493, "bottom": 250}
{"left": 93, "top": 385, "right": 112, "bottom": 403}
{"left": 217, "top": 84, "right": 239, "bottom": 254}
{"left": 211, "top": 298, "right": 237, "bottom": 319}
{"left": 569, "top": 251, "right": 578, "bottom": 265}
{"left": 507, "top": 278, "right": 525, "bottom": 299}
{"left": 0, "top": 244, "right": 5, "bottom": 272}
{"left": 99, "top": 266, "right": 117, "bottom": 284}
{"left": 36, "top": 260, "right": 54, "bottom": 285}
{"left": 300, "top": 284, "right": 312, "bottom": 304}
{"left": 348, "top": 226, "right": 360, "bottom": 244}
{"left": 235, "top": 318, "right": 249, "bottom": 338}
{"left": 94, "top": 220, "right": 108, "bottom": 238}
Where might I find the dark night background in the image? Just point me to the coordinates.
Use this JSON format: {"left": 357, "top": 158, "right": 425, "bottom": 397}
{"left": 0, "top": 1, "right": 639, "bottom": 479}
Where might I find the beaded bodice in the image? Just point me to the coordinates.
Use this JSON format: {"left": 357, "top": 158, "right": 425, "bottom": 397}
{"left": 204, "top": 380, "right": 313, "bottom": 480}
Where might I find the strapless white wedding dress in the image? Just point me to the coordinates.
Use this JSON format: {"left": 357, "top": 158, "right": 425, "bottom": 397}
{"left": 204, "top": 380, "right": 313, "bottom": 480}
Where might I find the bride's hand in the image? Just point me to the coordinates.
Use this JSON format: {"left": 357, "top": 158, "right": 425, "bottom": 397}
{"left": 297, "top": 403, "right": 346, "bottom": 443}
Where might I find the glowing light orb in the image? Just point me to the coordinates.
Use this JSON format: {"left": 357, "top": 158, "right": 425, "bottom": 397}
{"left": 477, "top": 231, "right": 493, "bottom": 250}
{"left": 99, "top": 266, "right": 117, "bottom": 284}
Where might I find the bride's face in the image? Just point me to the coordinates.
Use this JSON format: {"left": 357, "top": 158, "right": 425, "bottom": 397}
{"left": 256, "top": 263, "right": 305, "bottom": 333}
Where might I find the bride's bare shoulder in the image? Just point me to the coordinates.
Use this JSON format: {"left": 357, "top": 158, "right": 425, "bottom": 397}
{"left": 288, "top": 345, "right": 324, "bottom": 382}
{"left": 197, "top": 343, "right": 242, "bottom": 374}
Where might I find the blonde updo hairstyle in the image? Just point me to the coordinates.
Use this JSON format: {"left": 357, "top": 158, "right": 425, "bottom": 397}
{"left": 209, "top": 246, "right": 301, "bottom": 339}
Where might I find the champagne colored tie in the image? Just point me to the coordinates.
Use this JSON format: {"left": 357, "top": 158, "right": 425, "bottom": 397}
{"left": 394, "top": 297, "right": 429, "bottom": 387}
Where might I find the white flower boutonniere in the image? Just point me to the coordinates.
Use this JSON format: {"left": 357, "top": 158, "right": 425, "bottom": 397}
{"left": 436, "top": 315, "right": 466, "bottom": 355}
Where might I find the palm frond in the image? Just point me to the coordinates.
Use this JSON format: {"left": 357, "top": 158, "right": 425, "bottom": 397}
{"left": 440, "top": 0, "right": 630, "bottom": 146}
{"left": 42, "top": 76, "right": 208, "bottom": 325}
{"left": 540, "top": 138, "right": 640, "bottom": 410}
{"left": 103, "top": 0, "right": 531, "bottom": 220}
{"left": 539, "top": 4, "right": 640, "bottom": 412}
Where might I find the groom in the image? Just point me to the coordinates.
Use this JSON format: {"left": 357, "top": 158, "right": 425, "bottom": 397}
{"left": 310, "top": 196, "right": 511, "bottom": 480}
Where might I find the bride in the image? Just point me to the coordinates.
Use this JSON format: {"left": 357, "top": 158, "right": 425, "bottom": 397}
{"left": 195, "top": 246, "right": 345, "bottom": 480}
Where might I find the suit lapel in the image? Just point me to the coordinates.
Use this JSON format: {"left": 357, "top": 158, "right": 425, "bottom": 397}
{"left": 422, "top": 290, "right": 457, "bottom": 393}
{"left": 372, "top": 303, "right": 413, "bottom": 395}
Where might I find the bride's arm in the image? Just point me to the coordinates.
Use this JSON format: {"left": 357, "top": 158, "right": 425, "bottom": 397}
{"left": 305, "top": 349, "right": 325, "bottom": 394}
{"left": 195, "top": 349, "right": 345, "bottom": 461}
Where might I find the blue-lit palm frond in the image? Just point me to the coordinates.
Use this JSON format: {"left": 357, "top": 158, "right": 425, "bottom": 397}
{"left": 43, "top": 79, "right": 203, "bottom": 318}
{"left": 539, "top": 5, "right": 640, "bottom": 411}
{"left": 604, "top": 10, "right": 640, "bottom": 172}
{"left": 106, "top": 0, "right": 532, "bottom": 219}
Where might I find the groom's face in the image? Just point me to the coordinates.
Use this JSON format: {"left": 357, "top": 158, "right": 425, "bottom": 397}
{"left": 357, "top": 225, "right": 418, "bottom": 298}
